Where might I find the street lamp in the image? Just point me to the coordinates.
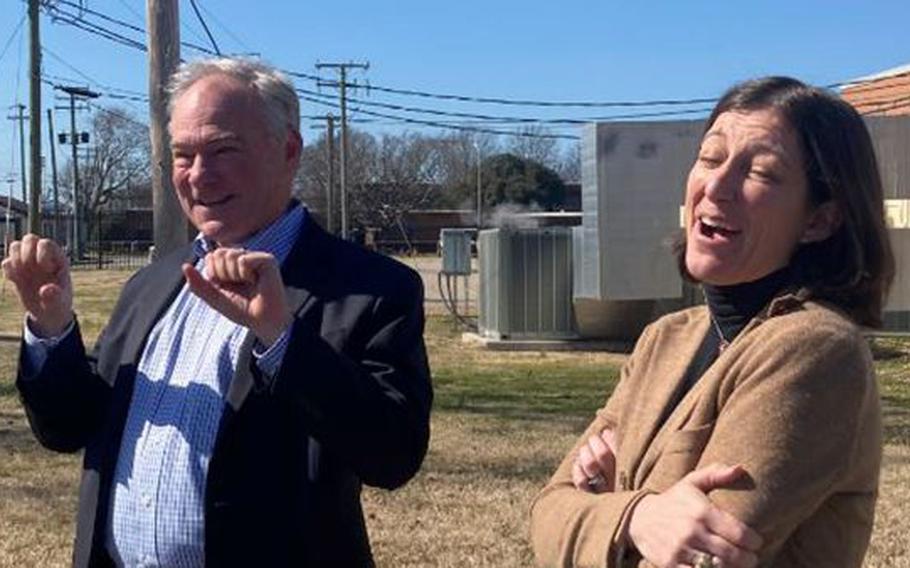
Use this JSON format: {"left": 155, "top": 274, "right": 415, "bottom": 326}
{"left": 473, "top": 141, "right": 482, "bottom": 229}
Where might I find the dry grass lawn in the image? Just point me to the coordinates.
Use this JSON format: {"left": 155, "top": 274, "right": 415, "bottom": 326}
{"left": 0, "top": 268, "right": 907, "bottom": 567}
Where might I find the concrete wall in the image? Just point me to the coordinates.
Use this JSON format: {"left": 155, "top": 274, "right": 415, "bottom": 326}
{"left": 576, "top": 115, "right": 910, "bottom": 329}
{"left": 866, "top": 116, "right": 910, "bottom": 312}
{"left": 576, "top": 121, "right": 703, "bottom": 301}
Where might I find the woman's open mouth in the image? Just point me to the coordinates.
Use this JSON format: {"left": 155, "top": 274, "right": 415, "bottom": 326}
{"left": 698, "top": 216, "right": 741, "bottom": 240}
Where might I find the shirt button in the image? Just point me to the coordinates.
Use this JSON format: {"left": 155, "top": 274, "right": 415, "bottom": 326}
{"left": 142, "top": 494, "right": 152, "bottom": 508}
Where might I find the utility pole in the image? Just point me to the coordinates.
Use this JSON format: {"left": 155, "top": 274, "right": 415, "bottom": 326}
{"left": 4, "top": 175, "right": 14, "bottom": 249}
{"left": 316, "top": 61, "right": 368, "bottom": 240}
{"left": 474, "top": 142, "right": 482, "bottom": 229}
{"left": 7, "top": 105, "right": 28, "bottom": 205}
{"left": 56, "top": 85, "right": 99, "bottom": 259}
{"left": 47, "top": 108, "right": 60, "bottom": 241}
{"left": 306, "top": 114, "right": 337, "bottom": 233}
{"left": 147, "top": 0, "right": 184, "bottom": 258}
{"left": 28, "top": 0, "right": 41, "bottom": 234}
{"left": 326, "top": 113, "right": 335, "bottom": 234}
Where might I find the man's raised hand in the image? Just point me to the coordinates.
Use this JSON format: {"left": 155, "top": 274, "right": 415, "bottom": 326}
{"left": 1, "top": 234, "right": 74, "bottom": 338}
{"left": 183, "top": 248, "right": 291, "bottom": 346}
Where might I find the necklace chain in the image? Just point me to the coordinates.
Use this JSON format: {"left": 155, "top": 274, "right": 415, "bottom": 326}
{"left": 710, "top": 314, "right": 730, "bottom": 353}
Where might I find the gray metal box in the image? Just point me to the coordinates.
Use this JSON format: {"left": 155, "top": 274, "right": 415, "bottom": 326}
{"left": 440, "top": 228, "right": 474, "bottom": 275}
{"left": 478, "top": 228, "right": 576, "bottom": 339}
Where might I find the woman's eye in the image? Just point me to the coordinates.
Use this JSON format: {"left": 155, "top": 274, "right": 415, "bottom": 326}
{"left": 749, "top": 168, "right": 779, "bottom": 183}
{"left": 698, "top": 154, "right": 722, "bottom": 166}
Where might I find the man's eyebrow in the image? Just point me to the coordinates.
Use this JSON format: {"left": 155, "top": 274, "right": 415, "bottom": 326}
{"left": 206, "top": 132, "right": 241, "bottom": 144}
{"left": 171, "top": 133, "right": 241, "bottom": 151}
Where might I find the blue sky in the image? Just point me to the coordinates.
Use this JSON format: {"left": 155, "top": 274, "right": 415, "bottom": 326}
{"left": 1, "top": 0, "right": 909, "bottom": 188}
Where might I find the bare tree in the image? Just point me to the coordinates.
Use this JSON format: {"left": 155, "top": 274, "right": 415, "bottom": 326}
{"left": 506, "top": 125, "right": 560, "bottom": 171}
{"left": 349, "top": 132, "right": 442, "bottom": 241}
{"left": 433, "top": 131, "right": 498, "bottom": 208}
{"left": 57, "top": 107, "right": 151, "bottom": 243}
{"left": 295, "top": 129, "right": 378, "bottom": 231}
{"left": 557, "top": 140, "right": 581, "bottom": 182}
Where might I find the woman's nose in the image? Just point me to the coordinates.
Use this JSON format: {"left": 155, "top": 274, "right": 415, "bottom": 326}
{"left": 703, "top": 163, "right": 739, "bottom": 202}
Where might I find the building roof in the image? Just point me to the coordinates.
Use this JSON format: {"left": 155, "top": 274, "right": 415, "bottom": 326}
{"left": 841, "top": 62, "right": 910, "bottom": 90}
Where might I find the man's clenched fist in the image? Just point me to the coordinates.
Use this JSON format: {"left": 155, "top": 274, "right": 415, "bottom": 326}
{"left": 1, "top": 234, "right": 74, "bottom": 338}
{"left": 183, "top": 248, "right": 291, "bottom": 346}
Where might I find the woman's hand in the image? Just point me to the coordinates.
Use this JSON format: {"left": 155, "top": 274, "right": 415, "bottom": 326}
{"left": 572, "top": 428, "right": 617, "bottom": 493}
{"left": 628, "top": 463, "right": 763, "bottom": 568}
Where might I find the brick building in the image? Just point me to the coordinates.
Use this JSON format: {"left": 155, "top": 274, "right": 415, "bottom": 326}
{"left": 840, "top": 63, "right": 910, "bottom": 116}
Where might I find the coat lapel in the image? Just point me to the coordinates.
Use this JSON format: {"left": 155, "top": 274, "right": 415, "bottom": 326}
{"left": 621, "top": 311, "right": 710, "bottom": 487}
{"left": 222, "top": 218, "right": 326, "bottom": 410}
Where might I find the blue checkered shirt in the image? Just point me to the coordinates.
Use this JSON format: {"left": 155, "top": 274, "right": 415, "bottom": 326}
{"left": 101, "top": 204, "right": 305, "bottom": 568}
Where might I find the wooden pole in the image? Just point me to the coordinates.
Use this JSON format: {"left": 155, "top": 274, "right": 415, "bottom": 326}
{"left": 17, "top": 104, "right": 27, "bottom": 205}
{"left": 147, "top": 0, "right": 185, "bottom": 258}
{"left": 326, "top": 113, "right": 335, "bottom": 234}
{"left": 46, "top": 108, "right": 60, "bottom": 241}
{"left": 28, "top": 0, "right": 41, "bottom": 234}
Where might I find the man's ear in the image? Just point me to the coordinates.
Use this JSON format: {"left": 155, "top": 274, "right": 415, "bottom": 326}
{"left": 285, "top": 129, "right": 303, "bottom": 163}
{"left": 800, "top": 200, "right": 842, "bottom": 244}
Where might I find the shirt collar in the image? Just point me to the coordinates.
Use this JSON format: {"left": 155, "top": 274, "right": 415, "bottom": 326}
{"left": 192, "top": 202, "right": 307, "bottom": 266}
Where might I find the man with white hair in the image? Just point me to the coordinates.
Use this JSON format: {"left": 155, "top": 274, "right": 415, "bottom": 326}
{"left": 3, "top": 57, "right": 432, "bottom": 567}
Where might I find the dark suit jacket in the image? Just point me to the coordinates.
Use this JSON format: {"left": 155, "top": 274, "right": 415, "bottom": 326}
{"left": 17, "top": 218, "right": 433, "bottom": 567}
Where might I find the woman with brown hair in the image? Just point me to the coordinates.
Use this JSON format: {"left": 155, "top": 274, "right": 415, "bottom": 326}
{"left": 530, "top": 76, "right": 894, "bottom": 568}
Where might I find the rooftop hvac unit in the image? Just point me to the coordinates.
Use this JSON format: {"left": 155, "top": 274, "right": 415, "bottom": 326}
{"left": 478, "top": 227, "right": 576, "bottom": 339}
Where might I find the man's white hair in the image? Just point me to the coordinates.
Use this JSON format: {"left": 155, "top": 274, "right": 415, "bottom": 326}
{"left": 167, "top": 57, "right": 300, "bottom": 139}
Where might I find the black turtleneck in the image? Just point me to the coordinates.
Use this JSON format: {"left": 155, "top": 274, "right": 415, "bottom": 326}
{"left": 661, "top": 266, "right": 793, "bottom": 424}
{"left": 702, "top": 266, "right": 792, "bottom": 353}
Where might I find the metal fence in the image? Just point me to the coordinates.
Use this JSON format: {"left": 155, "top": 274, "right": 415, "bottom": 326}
{"left": 37, "top": 210, "right": 153, "bottom": 271}
{"left": 71, "top": 240, "right": 153, "bottom": 271}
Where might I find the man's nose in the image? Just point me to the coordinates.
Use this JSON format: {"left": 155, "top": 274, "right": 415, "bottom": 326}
{"left": 188, "top": 154, "right": 213, "bottom": 187}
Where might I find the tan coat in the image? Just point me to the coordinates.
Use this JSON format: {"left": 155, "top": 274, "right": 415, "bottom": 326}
{"left": 530, "top": 291, "right": 882, "bottom": 567}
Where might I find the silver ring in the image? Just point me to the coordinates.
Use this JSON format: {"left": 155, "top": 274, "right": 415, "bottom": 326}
{"left": 692, "top": 552, "right": 719, "bottom": 568}
{"left": 586, "top": 473, "right": 606, "bottom": 488}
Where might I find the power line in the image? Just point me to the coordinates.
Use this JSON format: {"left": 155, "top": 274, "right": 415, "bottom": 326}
{"left": 53, "top": 0, "right": 145, "bottom": 35}
{"left": 288, "top": 70, "right": 720, "bottom": 109}
{"left": 196, "top": 0, "right": 254, "bottom": 54}
{"left": 0, "top": 12, "right": 26, "bottom": 66}
{"left": 114, "top": 0, "right": 146, "bottom": 25}
{"left": 290, "top": 68, "right": 910, "bottom": 110}
{"left": 188, "top": 0, "right": 221, "bottom": 56}
{"left": 299, "top": 87, "right": 713, "bottom": 125}
{"left": 39, "top": 1, "right": 910, "bottom": 123}
{"left": 43, "top": 1, "right": 218, "bottom": 56}
{"left": 299, "top": 93, "right": 579, "bottom": 139}
{"left": 45, "top": 7, "right": 147, "bottom": 52}
{"left": 85, "top": 99, "right": 149, "bottom": 128}
{"left": 42, "top": 47, "right": 148, "bottom": 99}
